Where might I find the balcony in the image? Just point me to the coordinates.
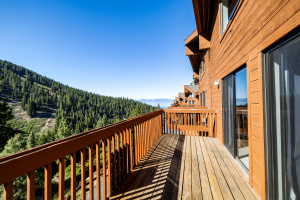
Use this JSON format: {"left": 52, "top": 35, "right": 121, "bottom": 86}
{"left": 0, "top": 109, "right": 259, "bottom": 200}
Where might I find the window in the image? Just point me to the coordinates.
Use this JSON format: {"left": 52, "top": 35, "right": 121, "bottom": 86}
{"left": 203, "top": 91, "right": 206, "bottom": 107}
{"left": 221, "top": 0, "right": 239, "bottom": 34}
{"left": 200, "top": 93, "right": 203, "bottom": 107}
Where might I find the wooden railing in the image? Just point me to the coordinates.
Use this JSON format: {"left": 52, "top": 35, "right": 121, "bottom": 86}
{"left": 0, "top": 110, "right": 163, "bottom": 200}
{"left": 0, "top": 108, "right": 217, "bottom": 200}
{"left": 163, "top": 109, "right": 217, "bottom": 137}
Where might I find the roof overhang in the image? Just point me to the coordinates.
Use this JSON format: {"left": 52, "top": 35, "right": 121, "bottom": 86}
{"left": 192, "top": 0, "right": 215, "bottom": 39}
{"left": 184, "top": 85, "right": 199, "bottom": 96}
{"left": 185, "top": 29, "right": 210, "bottom": 74}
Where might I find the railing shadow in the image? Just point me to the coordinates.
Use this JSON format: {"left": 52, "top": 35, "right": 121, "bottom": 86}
{"left": 111, "top": 135, "right": 185, "bottom": 200}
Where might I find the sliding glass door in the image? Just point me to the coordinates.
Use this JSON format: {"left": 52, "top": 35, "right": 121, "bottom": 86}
{"left": 223, "top": 67, "right": 249, "bottom": 171}
{"left": 223, "top": 75, "right": 235, "bottom": 156}
{"left": 264, "top": 33, "right": 300, "bottom": 200}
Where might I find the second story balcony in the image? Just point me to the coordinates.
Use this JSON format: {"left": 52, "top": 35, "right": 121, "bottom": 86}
{"left": 0, "top": 108, "right": 260, "bottom": 200}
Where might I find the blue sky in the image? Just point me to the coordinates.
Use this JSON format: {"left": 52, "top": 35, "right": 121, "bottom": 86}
{"left": 0, "top": 0, "right": 196, "bottom": 99}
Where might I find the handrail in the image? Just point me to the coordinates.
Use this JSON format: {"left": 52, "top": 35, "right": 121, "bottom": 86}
{"left": 0, "top": 109, "right": 163, "bottom": 200}
{"left": 163, "top": 109, "right": 217, "bottom": 137}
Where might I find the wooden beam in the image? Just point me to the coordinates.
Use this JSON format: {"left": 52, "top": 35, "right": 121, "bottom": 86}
{"left": 199, "top": 34, "right": 210, "bottom": 50}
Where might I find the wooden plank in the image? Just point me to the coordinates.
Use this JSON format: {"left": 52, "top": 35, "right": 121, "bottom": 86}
{"left": 27, "top": 171, "right": 35, "bottom": 200}
{"left": 206, "top": 138, "right": 245, "bottom": 200}
{"left": 177, "top": 134, "right": 187, "bottom": 198}
{"left": 44, "top": 163, "right": 52, "bottom": 200}
{"left": 88, "top": 145, "right": 93, "bottom": 200}
{"left": 96, "top": 141, "right": 101, "bottom": 200}
{"left": 182, "top": 136, "right": 192, "bottom": 199}
{"left": 202, "top": 138, "right": 234, "bottom": 200}
{"left": 117, "top": 132, "right": 121, "bottom": 185}
{"left": 110, "top": 135, "right": 166, "bottom": 200}
{"left": 107, "top": 137, "right": 112, "bottom": 197}
{"left": 191, "top": 136, "right": 202, "bottom": 199}
{"left": 3, "top": 181, "right": 13, "bottom": 200}
{"left": 198, "top": 137, "right": 223, "bottom": 199}
{"left": 102, "top": 139, "right": 107, "bottom": 200}
{"left": 129, "top": 127, "right": 133, "bottom": 172}
{"left": 59, "top": 157, "right": 65, "bottom": 200}
{"left": 195, "top": 136, "right": 213, "bottom": 200}
{"left": 211, "top": 138, "right": 260, "bottom": 200}
{"left": 140, "top": 135, "right": 178, "bottom": 199}
{"left": 170, "top": 135, "right": 185, "bottom": 200}
{"left": 71, "top": 152, "right": 76, "bottom": 200}
{"left": 122, "top": 135, "right": 174, "bottom": 199}
{"left": 112, "top": 135, "right": 116, "bottom": 191}
{"left": 81, "top": 148, "right": 86, "bottom": 200}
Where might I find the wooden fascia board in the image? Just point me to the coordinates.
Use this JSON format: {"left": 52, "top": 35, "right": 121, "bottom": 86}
{"left": 199, "top": 34, "right": 210, "bottom": 50}
{"left": 185, "top": 29, "right": 198, "bottom": 45}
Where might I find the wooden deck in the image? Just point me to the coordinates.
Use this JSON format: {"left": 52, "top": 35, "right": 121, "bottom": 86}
{"left": 111, "top": 134, "right": 260, "bottom": 200}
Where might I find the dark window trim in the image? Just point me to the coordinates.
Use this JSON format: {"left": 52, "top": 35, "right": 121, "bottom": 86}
{"left": 262, "top": 29, "right": 300, "bottom": 200}
{"left": 220, "top": 0, "right": 243, "bottom": 41}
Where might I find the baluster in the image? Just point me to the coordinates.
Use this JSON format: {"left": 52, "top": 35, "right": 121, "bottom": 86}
{"left": 130, "top": 127, "right": 133, "bottom": 172}
{"left": 134, "top": 125, "right": 138, "bottom": 166}
{"left": 112, "top": 135, "right": 116, "bottom": 191}
{"left": 81, "top": 148, "right": 86, "bottom": 200}
{"left": 59, "top": 157, "right": 65, "bottom": 200}
{"left": 71, "top": 152, "right": 76, "bottom": 200}
{"left": 44, "top": 163, "right": 52, "bottom": 200}
{"left": 107, "top": 137, "right": 112, "bottom": 197}
{"left": 126, "top": 128, "right": 129, "bottom": 175}
{"left": 96, "top": 141, "right": 101, "bottom": 200}
{"left": 102, "top": 139, "right": 107, "bottom": 200}
{"left": 27, "top": 171, "right": 35, "bottom": 200}
{"left": 121, "top": 131, "right": 124, "bottom": 179}
{"left": 117, "top": 133, "right": 121, "bottom": 185}
{"left": 88, "top": 145, "right": 93, "bottom": 200}
{"left": 4, "top": 181, "right": 13, "bottom": 200}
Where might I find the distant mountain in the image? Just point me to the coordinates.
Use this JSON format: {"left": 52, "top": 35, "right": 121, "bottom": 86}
{"left": 136, "top": 98, "right": 173, "bottom": 109}
{"left": 236, "top": 98, "right": 247, "bottom": 106}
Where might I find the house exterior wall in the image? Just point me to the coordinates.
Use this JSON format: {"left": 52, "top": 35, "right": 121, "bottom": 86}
{"left": 194, "top": 0, "right": 300, "bottom": 199}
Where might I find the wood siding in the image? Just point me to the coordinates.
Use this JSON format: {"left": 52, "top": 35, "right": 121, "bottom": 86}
{"left": 195, "top": 0, "right": 300, "bottom": 199}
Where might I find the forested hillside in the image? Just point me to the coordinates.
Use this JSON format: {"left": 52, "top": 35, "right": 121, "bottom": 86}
{"left": 0, "top": 60, "right": 157, "bottom": 151}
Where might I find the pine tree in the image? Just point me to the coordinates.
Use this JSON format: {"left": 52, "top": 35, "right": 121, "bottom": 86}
{"left": 56, "top": 117, "right": 70, "bottom": 140}
{"left": 27, "top": 131, "right": 36, "bottom": 148}
{"left": 0, "top": 69, "right": 14, "bottom": 149}
{"left": 21, "top": 93, "right": 27, "bottom": 110}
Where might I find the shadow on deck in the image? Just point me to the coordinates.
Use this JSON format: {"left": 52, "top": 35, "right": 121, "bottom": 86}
{"left": 111, "top": 135, "right": 260, "bottom": 200}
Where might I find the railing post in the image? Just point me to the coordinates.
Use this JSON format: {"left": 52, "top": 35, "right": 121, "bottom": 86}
{"left": 130, "top": 127, "right": 133, "bottom": 172}
{"left": 108, "top": 137, "right": 112, "bottom": 197}
{"left": 112, "top": 135, "right": 117, "bottom": 191}
{"left": 209, "top": 113, "right": 213, "bottom": 137}
{"left": 59, "top": 157, "right": 65, "bottom": 200}
{"left": 88, "top": 145, "right": 93, "bottom": 200}
{"left": 102, "top": 139, "right": 107, "bottom": 200}
{"left": 71, "top": 152, "right": 76, "bottom": 200}
{"left": 4, "top": 181, "right": 13, "bottom": 200}
{"left": 44, "top": 163, "right": 52, "bottom": 200}
{"left": 117, "top": 133, "right": 121, "bottom": 185}
{"left": 96, "top": 141, "right": 101, "bottom": 200}
{"left": 80, "top": 148, "right": 86, "bottom": 200}
{"left": 27, "top": 171, "right": 35, "bottom": 200}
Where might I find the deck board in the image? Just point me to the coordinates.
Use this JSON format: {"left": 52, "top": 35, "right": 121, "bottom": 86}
{"left": 111, "top": 135, "right": 260, "bottom": 200}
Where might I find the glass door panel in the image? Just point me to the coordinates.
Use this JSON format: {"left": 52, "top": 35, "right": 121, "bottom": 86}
{"left": 223, "top": 75, "right": 235, "bottom": 156}
{"left": 235, "top": 68, "right": 249, "bottom": 170}
{"left": 266, "top": 34, "right": 300, "bottom": 200}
